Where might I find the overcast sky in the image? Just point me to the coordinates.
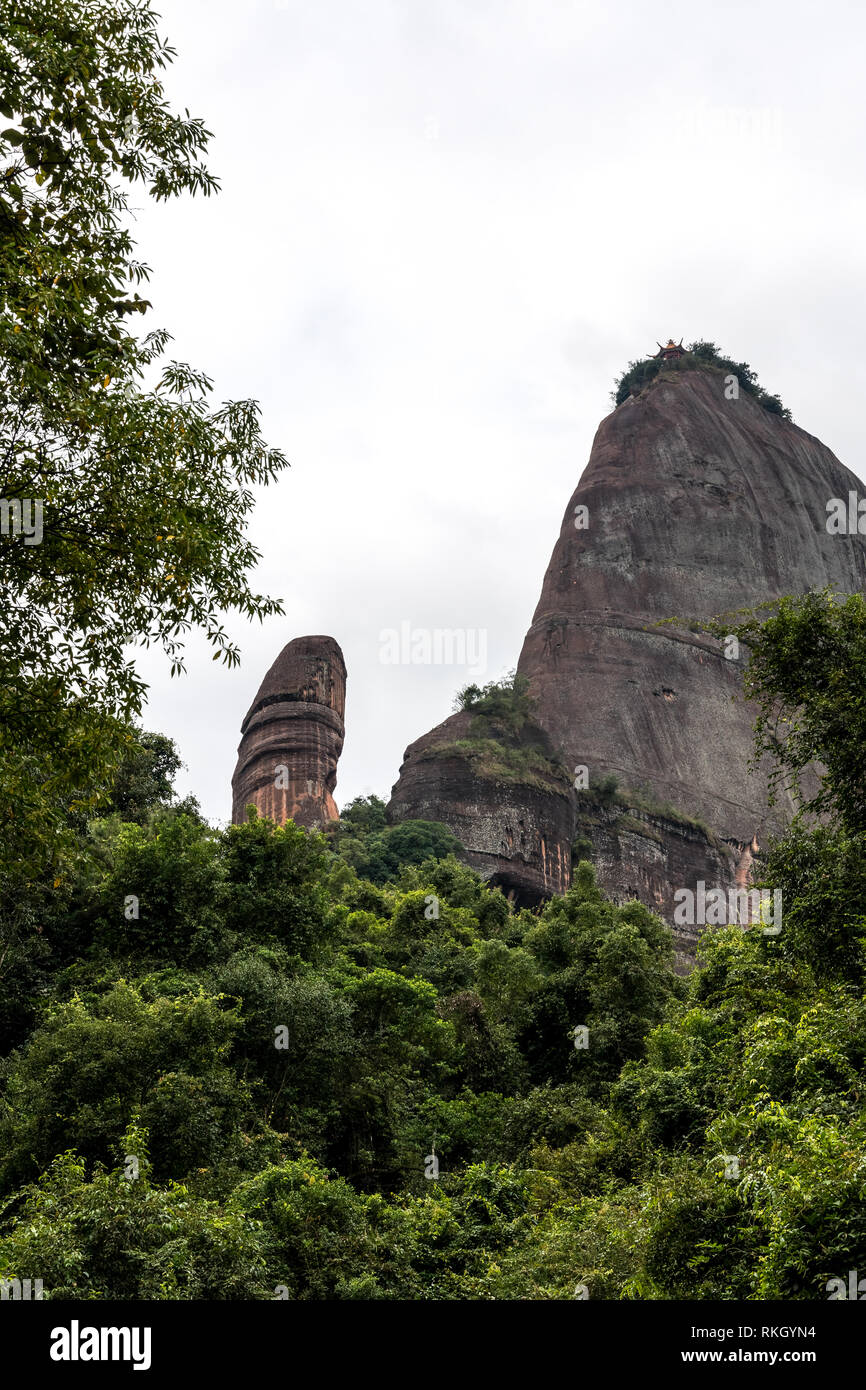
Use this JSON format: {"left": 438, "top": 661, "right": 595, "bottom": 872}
{"left": 131, "top": 0, "right": 866, "bottom": 824}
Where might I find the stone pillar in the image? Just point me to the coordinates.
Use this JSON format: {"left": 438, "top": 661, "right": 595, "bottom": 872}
{"left": 231, "top": 635, "right": 346, "bottom": 830}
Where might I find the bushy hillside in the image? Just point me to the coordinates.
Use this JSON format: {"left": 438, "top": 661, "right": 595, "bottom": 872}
{"left": 3, "top": 592, "right": 866, "bottom": 1300}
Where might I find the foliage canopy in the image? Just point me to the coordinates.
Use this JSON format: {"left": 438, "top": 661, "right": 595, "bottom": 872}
{"left": 612, "top": 340, "right": 792, "bottom": 419}
{"left": 0, "top": 0, "right": 288, "bottom": 890}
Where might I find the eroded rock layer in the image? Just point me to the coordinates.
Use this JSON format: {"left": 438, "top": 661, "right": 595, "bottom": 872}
{"left": 387, "top": 709, "right": 575, "bottom": 905}
{"left": 231, "top": 635, "right": 346, "bottom": 830}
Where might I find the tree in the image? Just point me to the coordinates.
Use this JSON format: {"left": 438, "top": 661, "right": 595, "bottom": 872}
{"left": 0, "top": 0, "right": 289, "bottom": 888}
{"left": 336, "top": 795, "right": 389, "bottom": 836}
{"left": 521, "top": 864, "right": 680, "bottom": 1090}
{"left": 710, "top": 590, "right": 866, "bottom": 835}
{"left": 612, "top": 340, "right": 791, "bottom": 418}
{"left": 453, "top": 670, "right": 534, "bottom": 735}
{"left": 102, "top": 726, "right": 190, "bottom": 823}
{"left": 0, "top": 1142, "right": 269, "bottom": 1299}
{"left": 0, "top": 982, "right": 244, "bottom": 1192}
{"left": 219, "top": 814, "right": 330, "bottom": 958}
{"left": 329, "top": 798, "right": 462, "bottom": 886}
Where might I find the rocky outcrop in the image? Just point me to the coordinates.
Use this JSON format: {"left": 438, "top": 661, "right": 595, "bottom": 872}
{"left": 231, "top": 635, "right": 346, "bottom": 830}
{"left": 517, "top": 366, "right": 866, "bottom": 846}
{"left": 388, "top": 709, "right": 575, "bottom": 905}
{"left": 571, "top": 791, "right": 756, "bottom": 971}
{"left": 389, "top": 363, "right": 866, "bottom": 946}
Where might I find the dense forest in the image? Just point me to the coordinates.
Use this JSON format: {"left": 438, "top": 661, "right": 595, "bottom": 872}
{"left": 1, "top": 591, "right": 865, "bottom": 1300}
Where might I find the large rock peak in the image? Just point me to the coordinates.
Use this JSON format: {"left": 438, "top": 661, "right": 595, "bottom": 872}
{"left": 388, "top": 363, "right": 866, "bottom": 943}
{"left": 517, "top": 366, "right": 866, "bottom": 844}
{"left": 231, "top": 634, "right": 346, "bottom": 829}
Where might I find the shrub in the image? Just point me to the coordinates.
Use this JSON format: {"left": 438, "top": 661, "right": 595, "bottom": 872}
{"left": 612, "top": 340, "right": 792, "bottom": 420}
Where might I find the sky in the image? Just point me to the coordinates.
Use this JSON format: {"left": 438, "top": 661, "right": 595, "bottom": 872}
{"left": 131, "top": 0, "right": 866, "bottom": 825}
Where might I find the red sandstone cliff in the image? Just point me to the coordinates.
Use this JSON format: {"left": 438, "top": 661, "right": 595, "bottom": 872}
{"left": 231, "top": 635, "right": 346, "bottom": 830}
{"left": 517, "top": 366, "right": 866, "bottom": 844}
{"left": 389, "top": 363, "right": 866, "bottom": 935}
{"left": 388, "top": 708, "right": 575, "bottom": 905}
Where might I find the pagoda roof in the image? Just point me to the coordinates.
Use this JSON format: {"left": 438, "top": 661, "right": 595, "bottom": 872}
{"left": 650, "top": 338, "right": 686, "bottom": 359}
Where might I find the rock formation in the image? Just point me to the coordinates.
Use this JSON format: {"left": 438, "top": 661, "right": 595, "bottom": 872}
{"left": 388, "top": 707, "right": 575, "bottom": 905}
{"left": 389, "top": 362, "right": 866, "bottom": 946}
{"left": 516, "top": 365, "right": 866, "bottom": 841}
{"left": 231, "top": 635, "right": 346, "bottom": 830}
{"left": 570, "top": 790, "right": 756, "bottom": 970}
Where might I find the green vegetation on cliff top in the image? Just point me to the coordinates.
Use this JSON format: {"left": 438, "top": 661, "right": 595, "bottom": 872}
{"left": 436, "top": 673, "right": 574, "bottom": 792}
{"left": 575, "top": 776, "right": 717, "bottom": 843}
{"left": 613, "top": 340, "right": 792, "bottom": 419}
{"left": 422, "top": 737, "right": 573, "bottom": 795}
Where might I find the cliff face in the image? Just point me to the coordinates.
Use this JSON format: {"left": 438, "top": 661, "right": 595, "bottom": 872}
{"left": 231, "top": 635, "right": 346, "bottom": 830}
{"left": 389, "top": 364, "right": 866, "bottom": 938}
{"left": 571, "top": 790, "right": 756, "bottom": 971}
{"left": 516, "top": 367, "right": 866, "bottom": 845}
{"left": 387, "top": 709, "right": 575, "bottom": 904}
